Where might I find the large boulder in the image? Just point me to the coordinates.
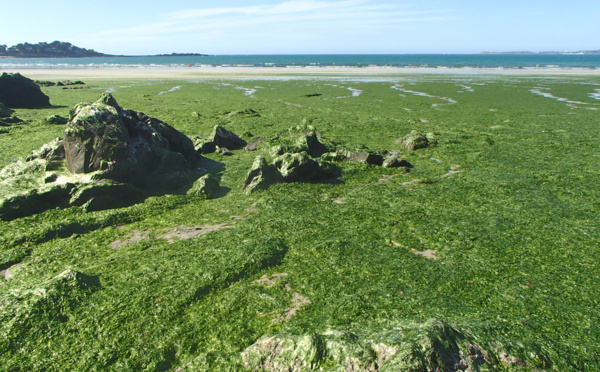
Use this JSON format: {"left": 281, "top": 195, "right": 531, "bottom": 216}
{"left": 0, "top": 73, "right": 50, "bottom": 108}
{"left": 62, "top": 93, "right": 197, "bottom": 188}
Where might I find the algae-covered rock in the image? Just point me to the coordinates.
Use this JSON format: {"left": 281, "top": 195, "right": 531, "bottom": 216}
{"left": 245, "top": 136, "right": 266, "bottom": 152}
{"left": 0, "top": 102, "right": 22, "bottom": 126}
{"left": 426, "top": 132, "right": 440, "bottom": 146}
{"left": 242, "top": 334, "right": 324, "bottom": 371}
{"left": 269, "top": 129, "right": 334, "bottom": 158}
{"left": 45, "top": 114, "right": 68, "bottom": 125}
{"left": 193, "top": 138, "right": 216, "bottom": 154}
{"left": 382, "top": 157, "right": 412, "bottom": 169}
{"left": 26, "top": 138, "right": 65, "bottom": 162}
{"left": 69, "top": 180, "right": 139, "bottom": 211}
{"left": 0, "top": 72, "right": 50, "bottom": 108}
{"left": 227, "top": 108, "right": 260, "bottom": 117}
{"left": 0, "top": 269, "right": 100, "bottom": 348}
{"left": 320, "top": 152, "right": 347, "bottom": 162}
{"left": 187, "top": 174, "right": 221, "bottom": 199}
{"left": 0, "top": 183, "right": 76, "bottom": 221}
{"left": 348, "top": 152, "right": 384, "bottom": 166}
{"left": 397, "top": 130, "right": 430, "bottom": 150}
{"left": 63, "top": 93, "right": 197, "bottom": 187}
{"left": 209, "top": 125, "right": 247, "bottom": 150}
{"left": 243, "top": 156, "right": 282, "bottom": 194}
{"left": 242, "top": 320, "right": 496, "bottom": 371}
{"left": 273, "top": 152, "right": 337, "bottom": 182}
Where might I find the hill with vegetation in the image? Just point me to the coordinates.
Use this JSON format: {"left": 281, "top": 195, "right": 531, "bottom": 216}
{"left": 0, "top": 41, "right": 110, "bottom": 58}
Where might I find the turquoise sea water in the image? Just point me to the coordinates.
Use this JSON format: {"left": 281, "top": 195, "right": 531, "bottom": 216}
{"left": 2, "top": 54, "right": 600, "bottom": 69}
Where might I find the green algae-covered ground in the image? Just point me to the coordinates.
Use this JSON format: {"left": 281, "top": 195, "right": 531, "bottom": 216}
{"left": 1, "top": 75, "right": 599, "bottom": 370}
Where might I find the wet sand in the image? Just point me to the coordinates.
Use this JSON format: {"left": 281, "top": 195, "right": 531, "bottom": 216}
{"left": 2, "top": 66, "right": 600, "bottom": 80}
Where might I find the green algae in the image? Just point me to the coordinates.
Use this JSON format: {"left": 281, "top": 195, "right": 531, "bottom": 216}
{"left": 0, "top": 75, "right": 599, "bottom": 370}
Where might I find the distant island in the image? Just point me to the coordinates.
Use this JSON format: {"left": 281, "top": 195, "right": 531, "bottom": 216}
{"left": 481, "top": 50, "right": 600, "bottom": 55}
{"left": 0, "top": 41, "right": 207, "bottom": 58}
{"left": 0, "top": 41, "right": 110, "bottom": 58}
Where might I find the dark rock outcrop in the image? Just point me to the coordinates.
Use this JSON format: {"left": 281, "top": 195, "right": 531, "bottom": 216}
{"left": 209, "top": 125, "right": 247, "bottom": 150}
{"left": 62, "top": 93, "right": 197, "bottom": 188}
{"left": 0, "top": 73, "right": 50, "bottom": 108}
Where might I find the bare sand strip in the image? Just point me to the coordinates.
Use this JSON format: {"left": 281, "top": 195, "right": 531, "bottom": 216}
{"left": 3, "top": 66, "right": 600, "bottom": 80}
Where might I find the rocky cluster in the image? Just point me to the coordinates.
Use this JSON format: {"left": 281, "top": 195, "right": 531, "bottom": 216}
{"left": 241, "top": 125, "right": 414, "bottom": 193}
{"left": 242, "top": 319, "right": 507, "bottom": 371}
{"left": 0, "top": 94, "right": 200, "bottom": 220}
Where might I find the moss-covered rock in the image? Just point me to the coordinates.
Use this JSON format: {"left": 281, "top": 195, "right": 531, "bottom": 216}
{"left": 187, "top": 174, "right": 221, "bottom": 199}
{"left": 273, "top": 152, "right": 337, "bottom": 182}
{"left": 63, "top": 93, "right": 197, "bottom": 187}
{"left": 397, "top": 130, "right": 430, "bottom": 150}
{"left": 243, "top": 156, "right": 282, "bottom": 194}
{"left": 382, "top": 157, "right": 412, "bottom": 169}
{"left": 242, "top": 320, "right": 497, "bottom": 371}
{"left": 348, "top": 152, "right": 384, "bottom": 166}
{"left": 0, "top": 183, "right": 76, "bottom": 221}
{"left": 45, "top": 114, "right": 68, "bottom": 125}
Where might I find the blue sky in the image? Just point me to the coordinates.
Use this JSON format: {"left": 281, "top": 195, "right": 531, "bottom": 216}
{"left": 3, "top": 0, "right": 599, "bottom": 55}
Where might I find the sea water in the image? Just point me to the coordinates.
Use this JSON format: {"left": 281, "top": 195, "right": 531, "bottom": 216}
{"left": 1, "top": 54, "right": 600, "bottom": 70}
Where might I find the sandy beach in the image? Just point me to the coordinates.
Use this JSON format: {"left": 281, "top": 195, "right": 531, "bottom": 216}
{"left": 3, "top": 66, "right": 600, "bottom": 80}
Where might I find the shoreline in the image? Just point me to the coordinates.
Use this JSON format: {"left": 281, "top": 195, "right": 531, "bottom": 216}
{"left": 2, "top": 66, "right": 600, "bottom": 80}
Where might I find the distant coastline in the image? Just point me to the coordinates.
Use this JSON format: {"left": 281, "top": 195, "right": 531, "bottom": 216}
{"left": 0, "top": 41, "right": 207, "bottom": 59}
{"left": 481, "top": 50, "right": 600, "bottom": 55}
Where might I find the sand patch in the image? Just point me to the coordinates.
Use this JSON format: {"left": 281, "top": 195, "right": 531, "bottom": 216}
{"left": 157, "top": 224, "right": 232, "bottom": 243}
{"left": 412, "top": 249, "right": 439, "bottom": 260}
{"left": 110, "top": 223, "right": 233, "bottom": 248}
{"left": 253, "top": 273, "right": 289, "bottom": 287}
{"left": 392, "top": 241, "right": 439, "bottom": 260}
{"left": 110, "top": 230, "right": 149, "bottom": 249}
{"left": 1, "top": 262, "right": 23, "bottom": 280}
{"left": 253, "top": 273, "right": 311, "bottom": 321}
{"left": 277, "top": 292, "right": 311, "bottom": 321}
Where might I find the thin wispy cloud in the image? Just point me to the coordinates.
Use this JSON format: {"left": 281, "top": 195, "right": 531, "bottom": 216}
{"left": 87, "top": 0, "right": 455, "bottom": 52}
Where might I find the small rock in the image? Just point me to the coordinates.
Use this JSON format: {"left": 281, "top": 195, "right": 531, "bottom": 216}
{"left": 187, "top": 174, "right": 221, "bottom": 199}
{"left": 45, "top": 115, "right": 68, "bottom": 125}
{"left": 383, "top": 157, "right": 412, "bottom": 168}
{"left": 397, "top": 130, "right": 429, "bottom": 150}
{"left": 209, "top": 125, "right": 247, "bottom": 150}
{"left": 216, "top": 146, "right": 233, "bottom": 156}
{"left": 243, "top": 156, "right": 282, "bottom": 193}
{"left": 348, "top": 152, "right": 384, "bottom": 166}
